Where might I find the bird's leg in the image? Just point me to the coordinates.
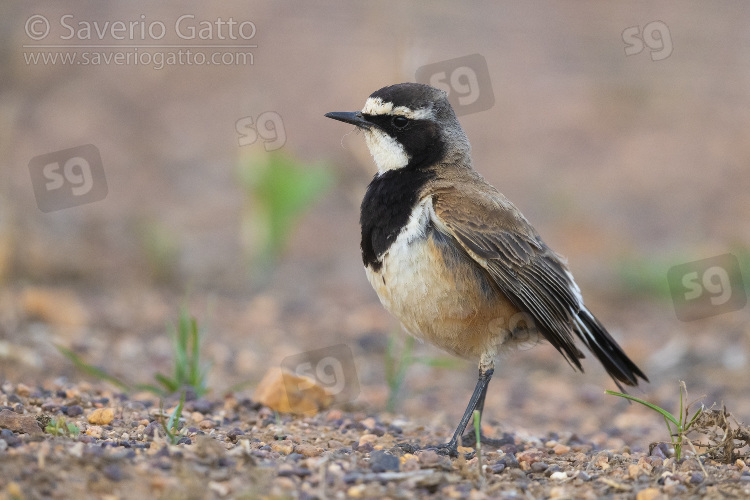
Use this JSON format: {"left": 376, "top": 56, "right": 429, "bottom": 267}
{"left": 430, "top": 368, "right": 494, "bottom": 457}
{"left": 459, "top": 376, "right": 511, "bottom": 449}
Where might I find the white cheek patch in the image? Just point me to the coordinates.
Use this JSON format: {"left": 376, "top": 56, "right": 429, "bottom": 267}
{"left": 364, "top": 128, "right": 410, "bottom": 173}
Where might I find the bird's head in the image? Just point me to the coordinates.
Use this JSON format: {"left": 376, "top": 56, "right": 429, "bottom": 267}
{"left": 326, "top": 83, "right": 471, "bottom": 174}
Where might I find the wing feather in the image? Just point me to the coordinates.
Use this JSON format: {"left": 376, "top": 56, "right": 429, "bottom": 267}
{"left": 431, "top": 186, "right": 647, "bottom": 386}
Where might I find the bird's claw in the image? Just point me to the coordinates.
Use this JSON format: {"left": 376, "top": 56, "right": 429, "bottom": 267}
{"left": 397, "top": 441, "right": 475, "bottom": 459}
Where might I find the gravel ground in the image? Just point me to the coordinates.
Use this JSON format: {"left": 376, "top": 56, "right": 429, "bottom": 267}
{"left": 1, "top": 377, "right": 749, "bottom": 500}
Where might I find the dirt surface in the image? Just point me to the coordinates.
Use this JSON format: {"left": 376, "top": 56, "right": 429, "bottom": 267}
{"left": 0, "top": 378, "right": 749, "bottom": 500}
{"left": 3, "top": 1, "right": 750, "bottom": 499}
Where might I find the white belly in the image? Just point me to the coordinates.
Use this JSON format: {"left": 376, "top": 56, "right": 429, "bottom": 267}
{"left": 364, "top": 198, "right": 535, "bottom": 362}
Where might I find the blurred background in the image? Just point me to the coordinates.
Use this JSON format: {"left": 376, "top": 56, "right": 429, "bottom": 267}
{"left": 1, "top": 1, "right": 749, "bottom": 447}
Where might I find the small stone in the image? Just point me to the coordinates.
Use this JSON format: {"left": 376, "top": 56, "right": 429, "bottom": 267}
{"left": 1, "top": 429, "right": 21, "bottom": 447}
{"left": 370, "top": 425, "right": 386, "bottom": 437}
{"left": 362, "top": 417, "right": 377, "bottom": 429}
{"left": 516, "top": 449, "right": 544, "bottom": 470}
{"left": 550, "top": 471, "right": 567, "bottom": 480}
{"left": 531, "top": 462, "right": 549, "bottom": 473}
{"left": 418, "top": 449, "right": 441, "bottom": 466}
{"left": 254, "top": 367, "right": 333, "bottom": 415}
{"left": 327, "top": 439, "right": 345, "bottom": 449}
{"left": 177, "top": 436, "right": 192, "bottom": 445}
{"left": 15, "top": 383, "right": 31, "bottom": 397}
{"left": 576, "top": 471, "right": 591, "bottom": 482}
{"left": 690, "top": 472, "right": 704, "bottom": 484}
{"left": 88, "top": 408, "right": 115, "bottom": 425}
{"left": 208, "top": 481, "right": 230, "bottom": 497}
{"left": 41, "top": 402, "right": 60, "bottom": 413}
{"left": 370, "top": 449, "right": 399, "bottom": 472}
{"left": 650, "top": 443, "right": 669, "bottom": 459}
{"left": 553, "top": 444, "right": 571, "bottom": 455}
{"left": 489, "top": 463, "right": 505, "bottom": 474}
{"left": 545, "top": 464, "right": 562, "bottom": 476}
{"left": 294, "top": 443, "right": 323, "bottom": 457}
{"left": 6, "top": 482, "right": 23, "bottom": 498}
{"left": 271, "top": 440, "right": 294, "bottom": 455}
{"left": 102, "top": 464, "right": 124, "bottom": 482}
{"left": 549, "top": 486, "right": 569, "bottom": 498}
{"left": 0, "top": 409, "right": 43, "bottom": 435}
{"left": 358, "top": 433, "right": 379, "bottom": 448}
{"left": 86, "top": 426, "right": 103, "bottom": 438}
{"left": 594, "top": 453, "right": 610, "bottom": 470}
{"left": 199, "top": 419, "right": 215, "bottom": 430}
{"left": 65, "top": 405, "right": 84, "bottom": 417}
{"left": 636, "top": 487, "right": 662, "bottom": 500}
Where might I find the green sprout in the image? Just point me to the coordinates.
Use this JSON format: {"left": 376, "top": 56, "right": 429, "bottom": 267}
{"left": 238, "top": 152, "right": 334, "bottom": 277}
{"left": 45, "top": 417, "right": 80, "bottom": 437}
{"left": 57, "top": 306, "right": 209, "bottom": 398}
{"left": 159, "top": 391, "right": 186, "bottom": 445}
{"left": 606, "top": 381, "right": 704, "bottom": 461}
{"left": 473, "top": 410, "right": 483, "bottom": 480}
{"left": 151, "top": 307, "right": 209, "bottom": 397}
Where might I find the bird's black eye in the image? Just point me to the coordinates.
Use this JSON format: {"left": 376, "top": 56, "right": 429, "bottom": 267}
{"left": 391, "top": 116, "right": 409, "bottom": 129}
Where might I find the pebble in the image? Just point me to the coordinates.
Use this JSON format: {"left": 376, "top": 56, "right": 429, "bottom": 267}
{"left": 271, "top": 440, "right": 294, "bottom": 455}
{"left": 489, "top": 463, "right": 505, "bottom": 474}
{"left": 553, "top": 444, "right": 571, "bottom": 455}
{"left": 370, "top": 449, "right": 399, "bottom": 472}
{"left": 531, "top": 462, "right": 549, "bottom": 473}
{"left": 418, "top": 449, "right": 441, "bottom": 466}
{"left": 226, "top": 428, "right": 244, "bottom": 441}
{"left": 550, "top": 471, "right": 567, "bottom": 480}
{"left": 102, "top": 464, "right": 124, "bottom": 482}
{"left": 294, "top": 443, "right": 323, "bottom": 457}
{"left": 545, "top": 464, "right": 562, "bottom": 476}
{"left": 88, "top": 408, "right": 115, "bottom": 425}
{"left": 15, "top": 383, "right": 31, "bottom": 397}
{"left": 0, "top": 429, "right": 20, "bottom": 447}
{"left": 65, "top": 405, "right": 84, "bottom": 417}
{"left": 358, "top": 433, "right": 378, "bottom": 448}
{"left": 327, "top": 439, "right": 345, "bottom": 449}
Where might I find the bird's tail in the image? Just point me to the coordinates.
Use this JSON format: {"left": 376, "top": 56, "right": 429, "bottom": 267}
{"left": 575, "top": 307, "right": 648, "bottom": 390}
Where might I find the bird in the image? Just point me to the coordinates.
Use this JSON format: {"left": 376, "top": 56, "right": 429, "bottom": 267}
{"left": 325, "top": 83, "right": 648, "bottom": 456}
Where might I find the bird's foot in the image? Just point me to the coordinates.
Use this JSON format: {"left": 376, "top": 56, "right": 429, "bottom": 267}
{"left": 460, "top": 430, "right": 515, "bottom": 449}
{"left": 397, "top": 440, "right": 475, "bottom": 459}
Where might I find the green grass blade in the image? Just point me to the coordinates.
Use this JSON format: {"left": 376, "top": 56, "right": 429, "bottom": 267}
{"left": 154, "top": 373, "right": 178, "bottom": 393}
{"left": 605, "top": 390, "right": 680, "bottom": 427}
{"left": 132, "top": 383, "right": 165, "bottom": 396}
{"left": 55, "top": 344, "right": 131, "bottom": 392}
{"left": 167, "top": 391, "right": 185, "bottom": 433}
{"left": 189, "top": 317, "right": 200, "bottom": 386}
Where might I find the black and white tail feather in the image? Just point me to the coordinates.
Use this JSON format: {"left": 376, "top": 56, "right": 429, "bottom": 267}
{"left": 574, "top": 307, "right": 647, "bottom": 391}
